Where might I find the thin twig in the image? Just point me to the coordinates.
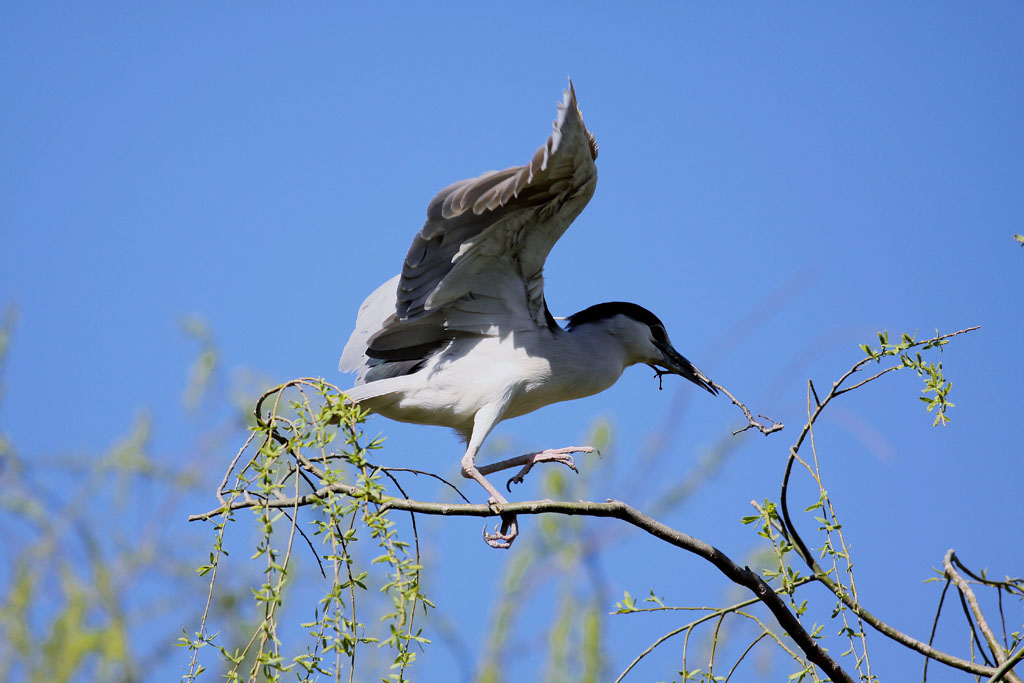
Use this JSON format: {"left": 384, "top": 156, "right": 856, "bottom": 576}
{"left": 619, "top": 622, "right": 692, "bottom": 683}
{"left": 707, "top": 613, "right": 725, "bottom": 681}
{"left": 278, "top": 505, "right": 327, "bottom": 579}
{"left": 806, "top": 385, "right": 872, "bottom": 680}
{"left": 379, "top": 466, "right": 472, "bottom": 504}
{"left": 376, "top": 468, "right": 424, "bottom": 683}
{"left": 190, "top": 481, "right": 363, "bottom": 521}
{"left": 708, "top": 380, "right": 784, "bottom": 436}
{"left": 923, "top": 578, "right": 951, "bottom": 683}
{"left": 957, "top": 588, "right": 994, "bottom": 666}
{"left": 724, "top": 632, "right": 768, "bottom": 683}
{"left": 1000, "top": 590, "right": 1009, "bottom": 652}
{"left": 832, "top": 364, "right": 902, "bottom": 397}
{"left": 952, "top": 557, "right": 1024, "bottom": 596}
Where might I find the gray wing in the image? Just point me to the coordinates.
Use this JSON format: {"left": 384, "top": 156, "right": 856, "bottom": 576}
{"left": 398, "top": 81, "right": 598, "bottom": 328}
{"left": 341, "top": 81, "right": 599, "bottom": 383}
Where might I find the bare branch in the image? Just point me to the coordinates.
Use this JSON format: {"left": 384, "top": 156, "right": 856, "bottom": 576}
{"left": 378, "top": 466, "right": 473, "bottom": 504}
{"left": 724, "top": 632, "right": 768, "bottom": 683}
{"left": 989, "top": 648, "right": 1024, "bottom": 683}
{"left": 189, "top": 481, "right": 364, "bottom": 521}
{"left": 949, "top": 557, "right": 1024, "bottom": 597}
{"left": 957, "top": 586, "right": 996, "bottom": 666}
{"left": 832, "top": 364, "right": 902, "bottom": 397}
{"left": 945, "top": 550, "right": 1022, "bottom": 683}
{"left": 707, "top": 380, "right": 784, "bottom": 436}
{"left": 922, "top": 578, "right": 952, "bottom": 682}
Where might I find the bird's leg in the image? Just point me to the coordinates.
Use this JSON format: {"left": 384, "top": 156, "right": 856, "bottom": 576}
{"left": 477, "top": 446, "right": 595, "bottom": 491}
{"left": 460, "top": 446, "right": 518, "bottom": 549}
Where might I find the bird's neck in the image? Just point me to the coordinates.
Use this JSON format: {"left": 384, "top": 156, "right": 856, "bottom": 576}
{"left": 546, "top": 323, "right": 635, "bottom": 398}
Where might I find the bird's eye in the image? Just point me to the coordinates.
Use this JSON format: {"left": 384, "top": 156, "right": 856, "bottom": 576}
{"left": 651, "top": 325, "right": 667, "bottom": 343}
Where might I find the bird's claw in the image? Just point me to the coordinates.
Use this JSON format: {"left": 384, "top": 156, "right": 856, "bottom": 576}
{"left": 480, "top": 446, "right": 596, "bottom": 546}
{"left": 504, "top": 447, "right": 590, "bottom": 492}
{"left": 482, "top": 514, "right": 518, "bottom": 549}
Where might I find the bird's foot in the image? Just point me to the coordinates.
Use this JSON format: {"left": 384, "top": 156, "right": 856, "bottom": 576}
{"left": 482, "top": 501, "right": 518, "bottom": 549}
{"left": 505, "top": 446, "right": 593, "bottom": 491}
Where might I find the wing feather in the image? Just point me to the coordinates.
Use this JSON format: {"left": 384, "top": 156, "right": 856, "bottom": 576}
{"left": 340, "top": 80, "right": 599, "bottom": 385}
{"left": 398, "top": 80, "right": 598, "bottom": 327}
{"left": 339, "top": 274, "right": 400, "bottom": 372}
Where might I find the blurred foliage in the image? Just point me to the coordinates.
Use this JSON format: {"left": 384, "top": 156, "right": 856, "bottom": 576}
{"left": 181, "top": 315, "right": 219, "bottom": 413}
{"left": 0, "top": 310, "right": 260, "bottom": 682}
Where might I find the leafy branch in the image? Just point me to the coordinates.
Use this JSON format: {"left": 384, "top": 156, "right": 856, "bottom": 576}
{"left": 194, "top": 475, "right": 856, "bottom": 682}
{"left": 856, "top": 329, "right": 970, "bottom": 426}
{"left": 182, "top": 378, "right": 432, "bottom": 683}
{"left": 763, "top": 325, "right": 1021, "bottom": 681}
{"left": 612, "top": 579, "right": 818, "bottom": 683}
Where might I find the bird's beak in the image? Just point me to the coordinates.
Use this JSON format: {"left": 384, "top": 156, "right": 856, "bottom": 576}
{"left": 652, "top": 340, "right": 718, "bottom": 395}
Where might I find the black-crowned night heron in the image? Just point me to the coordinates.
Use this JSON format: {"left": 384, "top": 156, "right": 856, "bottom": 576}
{"left": 340, "top": 81, "right": 716, "bottom": 548}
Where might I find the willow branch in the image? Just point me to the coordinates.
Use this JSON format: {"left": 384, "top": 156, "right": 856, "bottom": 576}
{"left": 775, "top": 326, "right": 1000, "bottom": 678}
{"left": 190, "top": 482, "right": 363, "bottom": 521}
{"left": 615, "top": 577, "right": 818, "bottom": 683}
{"left": 192, "top": 490, "right": 853, "bottom": 683}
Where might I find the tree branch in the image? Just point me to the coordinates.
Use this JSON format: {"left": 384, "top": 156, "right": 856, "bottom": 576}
{"left": 193, "top": 328, "right": 1005, "bottom": 681}
{"left": 191, "top": 489, "right": 854, "bottom": 683}
{"left": 775, "top": 326, "right": 1005, "bottom": 678}
{"left": 708, "top": 380, "right": 784, "bottom": 436}
{"left": 989, "top": 647, "right": 1024, "bottom": 683}
{"left": 945, "top": 550, "right": 1022, "bottom": 683}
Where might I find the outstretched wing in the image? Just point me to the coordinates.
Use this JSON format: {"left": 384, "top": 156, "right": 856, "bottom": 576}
{"left": 398, "top": 81, "right": 598, "bottom": 330}
{"left": 342, "top": 81, "right": 599, "bottom": 381}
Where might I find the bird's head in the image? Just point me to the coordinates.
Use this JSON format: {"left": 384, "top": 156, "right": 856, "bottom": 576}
{"left": 565, "top": 302, "right": 718, "bottom": 395}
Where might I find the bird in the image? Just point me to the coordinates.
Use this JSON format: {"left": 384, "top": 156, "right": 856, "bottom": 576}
{"left": 339, "top": 81, "right": 717, "bottom": 548}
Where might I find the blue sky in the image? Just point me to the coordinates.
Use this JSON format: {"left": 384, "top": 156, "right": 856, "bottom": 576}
{"left": 3, "top": 4, "right": 1023, "bottom": 681}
